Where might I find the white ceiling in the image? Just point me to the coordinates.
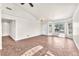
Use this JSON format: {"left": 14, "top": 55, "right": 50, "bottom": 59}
{"left": 2, "top": 3, "right": 78, "bottom": 20}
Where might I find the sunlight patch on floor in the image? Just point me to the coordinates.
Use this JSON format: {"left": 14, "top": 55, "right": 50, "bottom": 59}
{"left": 21, "top": 45, "right": 43, "bottom": 56}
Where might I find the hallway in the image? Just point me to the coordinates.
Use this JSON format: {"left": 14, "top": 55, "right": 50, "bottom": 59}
{"left": 1, "top": 35, "right": 79, "bottom": 56}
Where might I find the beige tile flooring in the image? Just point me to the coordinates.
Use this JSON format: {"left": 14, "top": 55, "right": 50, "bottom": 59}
{"left": 1, "top": 35, "right": 79, "bottom": 56}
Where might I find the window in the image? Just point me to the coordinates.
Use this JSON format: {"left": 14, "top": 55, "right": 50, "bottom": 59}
{"left": 68, "top": 22, "right": 72, "bottom": 34}
{"left": 55, "top": 23, "right": 64, "bottom": 33}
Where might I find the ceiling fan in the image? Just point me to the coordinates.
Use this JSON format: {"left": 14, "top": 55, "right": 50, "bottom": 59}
{"left": 20, "top": 3, "right": 34, "bottom": 7}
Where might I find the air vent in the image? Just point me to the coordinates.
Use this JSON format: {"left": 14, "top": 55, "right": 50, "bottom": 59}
{"left": 6, "top": 7, "right": 12, "bottom": 10}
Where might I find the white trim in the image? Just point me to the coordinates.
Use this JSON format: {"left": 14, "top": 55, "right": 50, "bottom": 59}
{"left": 73, "top": 38, "right": 79, "bottom": 50}
{"left": 15, "top": 35, "right": 41, "bottom": 41}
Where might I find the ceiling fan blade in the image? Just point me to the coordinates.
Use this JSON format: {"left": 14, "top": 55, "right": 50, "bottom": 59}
{"left": 20, "top": 3, "right": 34, "bottom": 7}
{"left": 29, "top": 3, "right": 34, "bottom": 7}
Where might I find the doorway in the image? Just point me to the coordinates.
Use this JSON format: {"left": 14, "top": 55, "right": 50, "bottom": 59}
{"left": 2, "top": 19, "right": 16, "bottom": 39}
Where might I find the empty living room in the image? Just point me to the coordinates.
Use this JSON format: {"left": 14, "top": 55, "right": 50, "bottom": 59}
{"left": 0, "top": 3, "right": 79, "bottom": 56}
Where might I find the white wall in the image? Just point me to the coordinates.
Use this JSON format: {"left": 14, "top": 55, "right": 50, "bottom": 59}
{"left": 73, "top": 5, "right": 79, "bottom": 49}
{"left": 9, "top": 20, "right": 16, "bottom": 40}
{"left": 0, "top": 4, "right": 2, "bottom": 49}
{"left": 41, "top": 20, "right": 48, "bottom": 35}
{"left": 2, "top": 21, "right": 10, "bottom": 36}
{"left": 16, "top": 17, "right": 41, "bottom": 41}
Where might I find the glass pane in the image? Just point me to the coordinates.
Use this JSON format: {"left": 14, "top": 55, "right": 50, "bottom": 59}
{"left": 68, "top": 22, "right": 72, "bottom": 34}
{"left": 55, "top": 23, "right": 64, "bottom": 33}
{"left": 49, "top": 24, "right": 52, "bottom": 33}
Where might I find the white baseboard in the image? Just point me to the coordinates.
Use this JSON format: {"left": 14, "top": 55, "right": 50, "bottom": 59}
{"left": 15, "top": 34, "right": 41, "bottom": 41}
{"left": 2, "top": 35, "right": 9, "bottom": 36}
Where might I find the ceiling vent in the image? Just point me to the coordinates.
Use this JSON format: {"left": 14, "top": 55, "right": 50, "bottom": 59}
{"left": 6, "top": 7, "right": 12, "bottom": 10}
